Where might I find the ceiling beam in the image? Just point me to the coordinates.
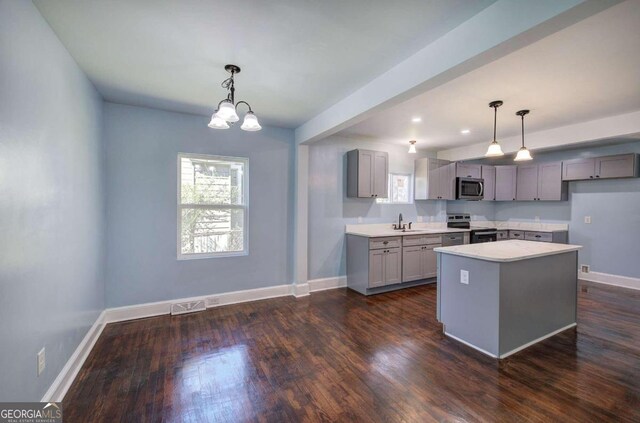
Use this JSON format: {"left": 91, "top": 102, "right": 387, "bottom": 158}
{"left": 437, "top": 110, "right": 640, "bottom": 161}
{"left": 294, "top": 0, "right": 621, "bottom": 145}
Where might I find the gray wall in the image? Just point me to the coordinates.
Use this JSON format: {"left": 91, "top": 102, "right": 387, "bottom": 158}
{"left": 0, "top": 0, "right": 106, "bottom": 401}
{"left": 104, "top": 103, "right": 295, "bottom": 307}
{"left": 308, "top": 135, "right": 445, "bottom": 280}
{"left": 492, "top": 141, "right": 640, "bottom": 279}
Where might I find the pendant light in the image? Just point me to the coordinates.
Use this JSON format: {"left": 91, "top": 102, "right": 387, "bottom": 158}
{"left": 514, "top": 109, "right": 533, "bottom": 161}
{"left": 208, "top": 64, "right": 261, "bottom": 131}
{"left": 408, "top": 140, "right": 417, "bottom": 154}
{"left": 485, "top": 100, "right": 504, "bottom": 157}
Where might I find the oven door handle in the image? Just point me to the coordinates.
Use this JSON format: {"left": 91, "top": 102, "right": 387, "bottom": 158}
{"left": 478, "top": 181, "right": 484, "bottom": 197}
{"left": 474, "top": 231, "right": 497, "bottom": 236}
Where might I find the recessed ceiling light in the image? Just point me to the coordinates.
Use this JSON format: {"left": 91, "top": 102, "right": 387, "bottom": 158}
{"left": 412, "top": 117, "right": 422, "bottom": 123}
{"left": 461, "top": 129, "right": 471, "bottom": 134}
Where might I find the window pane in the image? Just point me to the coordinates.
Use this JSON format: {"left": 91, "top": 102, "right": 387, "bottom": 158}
{"left": 392, "top": 174, "right": 410, "bottom": 203}
{"left": 181, "top": 208, "right": 244, "bottom": 254}
{"left": 181, "top": 157, "right": 245, "bottom": 205}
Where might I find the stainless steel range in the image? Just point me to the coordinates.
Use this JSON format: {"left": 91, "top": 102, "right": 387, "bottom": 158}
{"left": 447, "top": 213, "right": 497, "bottom": 243}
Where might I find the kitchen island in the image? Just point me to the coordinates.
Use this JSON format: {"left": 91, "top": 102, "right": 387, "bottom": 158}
{"left": 435, "top": 240, "right": 582, "bottom": 359}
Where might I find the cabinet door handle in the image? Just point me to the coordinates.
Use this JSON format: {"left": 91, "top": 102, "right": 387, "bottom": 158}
{"left": 383, "top": 241, "right": 389, "bottom": 244}
{"left": 535, "top": 235, "right": 541, "bottom": 238}
{"left": 590, "top": 176, "right": 594, "bottom": 179}
{"left": 595, "top": 175, "right": 600, "bottom": 178}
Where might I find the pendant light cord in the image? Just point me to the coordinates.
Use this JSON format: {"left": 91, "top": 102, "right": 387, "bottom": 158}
{"left": 493, "top": 105, "right": 497, "bottom": 142}
{"left": 521, "top": 114, "right": 525, "bottom": 148}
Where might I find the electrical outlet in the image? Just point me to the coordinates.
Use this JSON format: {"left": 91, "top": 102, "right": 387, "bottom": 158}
{"left": 460, "top": 270, "right": 469, "bottom": 285}
{"left": 357, "top": 216, "right": 363, "bottom": 223}
{"left": 581, "top": 265, "right": 590, "bottom": 274}
{"left": 37, "top": 348, "right": 45, "bottom": 376}
{"left": 417, "top": 216, "right": 423, "bottom": 223}
{"left": 584, "top": 216, "right": 591, "bottom": 224}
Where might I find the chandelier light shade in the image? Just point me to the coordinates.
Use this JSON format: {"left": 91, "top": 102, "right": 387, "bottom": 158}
{"left": 208, "top": 64, "right": 261, "bottom": 131}
{"left": 485, "top": 100, "right": 505, "bottom": 157}
{"left": 216, "top": 100, "right": 239, "bottom": 122}
{"left": 408, "top": 140, "right": 417, "bottom": 154}
{"left": 241, "top": 111, "right": 262, "bottom": 131}
{"left": 514, "top": 109, "right": 533, "bottom": 161}
{"left": 208, "top": 112, "right": 230, "bottom": 129}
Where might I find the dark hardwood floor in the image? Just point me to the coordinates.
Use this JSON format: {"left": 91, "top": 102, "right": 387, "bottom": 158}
{"left": 63, "top": 281, "right": 640, "bottom": 422}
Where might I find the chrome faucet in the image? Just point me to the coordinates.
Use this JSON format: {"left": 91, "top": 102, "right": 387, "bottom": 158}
{"left": 398, "top": 213, "right": 403, "bottom": 229}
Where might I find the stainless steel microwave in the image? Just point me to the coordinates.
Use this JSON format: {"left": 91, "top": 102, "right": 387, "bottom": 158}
{"left": 456, "top": 177, "right": 484, "bottom": 200}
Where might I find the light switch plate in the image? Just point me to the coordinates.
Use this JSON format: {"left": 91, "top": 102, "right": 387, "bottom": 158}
{"left": 460, "top": 270, "right": 469, "bottom": 285}
{"left": 584, "top": 216, "right": 591, "bottom": 224}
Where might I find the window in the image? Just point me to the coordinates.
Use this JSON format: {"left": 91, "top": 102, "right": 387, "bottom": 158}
{"left": 178, "top": 153, "right": 248, "bottom": 259}
{"left": 376, "top": 173, "right": 413, "bottom": 204}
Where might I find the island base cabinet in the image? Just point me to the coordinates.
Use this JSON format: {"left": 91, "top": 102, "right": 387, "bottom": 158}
{"left": 437, "top": 251, "right": 578, "bottom": 358}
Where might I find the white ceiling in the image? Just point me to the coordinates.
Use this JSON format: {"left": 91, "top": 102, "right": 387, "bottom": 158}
{"left": 34, "top": 0, "right": 497, "bottom": 128}
{"left": 341, "top": 0, "right": 640, "bottom": 151}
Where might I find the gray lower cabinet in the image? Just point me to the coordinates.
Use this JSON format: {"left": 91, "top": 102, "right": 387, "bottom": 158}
{"left": 481, "top": 165, "right": 495, "bottom": 201}
{"left": 402, "top": 244, "right": 438, "bottom": 282}
{"left": 367, "top": 246, "right": 401, "bottom": 287}
{"left": 495, "top": 165, "right": 517, "bottom": 201}
{"left": 346, "top": 149, "right": 388, "bottom": 198}
{"left": 562, "top": 154, "right": 639, "bottom": 181}
{"left": 509, "top": 230, "right": 524, "bottom": 240}
{"left": 509, "top": 230, "right": 568, "bottom": 243}
{"left": 496, "top": 230, "right": 509, "bottom": 240}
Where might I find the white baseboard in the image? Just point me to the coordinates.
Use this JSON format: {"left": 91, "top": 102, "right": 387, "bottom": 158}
{"left": 41, "top": 310, "right": 106, "bottom": 402}
{"left": 308, "top": 276, "right": 347, "bottom": 292}
{"left": 292, "top": 282, "right": 310, "bottom": 297}
{"left": 579, "top": 270, "right": 640, "bottom": 291}
{"left": 104, "top": 284, "right": 292, "bottom": 323}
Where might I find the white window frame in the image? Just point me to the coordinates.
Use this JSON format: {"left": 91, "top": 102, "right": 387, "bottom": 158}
{"left": 376, "top": 173, "right": 414, "bottom": 205}
{"left": 177, "top": 153, "right": 249, "bottom": 260}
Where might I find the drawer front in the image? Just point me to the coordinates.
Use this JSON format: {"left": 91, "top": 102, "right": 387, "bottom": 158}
{"left": 525, "top": 231, "right": 553, "bottom": 242}
{"left": 402, "top": 235, "right": 442, "bottom": 246}
{"left": 369, "top": 237, "right": 401, "bottom": 250}
{"left": 509, "top": 230, "right": 524, "bottom": 239}
{"left": 497, "top": 230, "right": 509, "bottom": 240}
{"left": 442, "top": 233, "right": 464, "bottom": 246}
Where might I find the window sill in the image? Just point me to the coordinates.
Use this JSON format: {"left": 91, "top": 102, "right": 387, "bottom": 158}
{"left": 178, "top": 251, "right": 248, "bottom": 260}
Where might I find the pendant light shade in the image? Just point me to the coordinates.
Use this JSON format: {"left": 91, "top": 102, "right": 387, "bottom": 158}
{"left": 217, "top": 100, "right": 239, "bottom": 122}
{"left": 408, "top": 140, "right": 417, "bottom": 154}
{"left": 208, "top": 112, "right": 230, "bottom": 129}
{"left": 241, "top": 111, "right": 262, "bottom": 131}
{"left": 513, "top": 109, "right": 533, "bottom": 162}
{"left": 485, "top": 100, "right": 505, "bottom": 157}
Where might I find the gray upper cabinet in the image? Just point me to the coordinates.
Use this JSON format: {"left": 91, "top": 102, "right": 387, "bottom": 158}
{"left": 347, "top": 149, "right": 388, "bottom": 198}
{"left": 415, "top": 158, "right": 450, "bottom": 200}
{"left": 562, "top": 158, "right": 596, "bottom": 181}
{"left": 481, "top": 165, "right": 495, "bottom": 201}
{"left": 517, "top": 162, "right": 566, "bottom": 201}
{"left": 562, "top": 153, "right": 639, "bottom": 181}
{"left": 456, "top": 163, "right": 481, "bottom": 179}
{"left": 595, "top": 154, "right": 638, "bottom": 179}
{"left": 438, "top": 163, "right": 456, "bottom": 200}
{"left": 495, "top": 165, "right": 517, "bottom": 201}
{"left": 537, "top": 162, "right": 565, "bottom": 200}
{"left": 516, "top": 164, "right": 538, "bottom": 201}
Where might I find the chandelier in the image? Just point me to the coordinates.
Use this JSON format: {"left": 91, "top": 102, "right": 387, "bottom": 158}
{"left": 208, "top": 64, "right": 261, "bottom": 131}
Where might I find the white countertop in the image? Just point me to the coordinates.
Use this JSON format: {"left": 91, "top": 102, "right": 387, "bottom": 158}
{"left": 345, "top": 225, "right": 469, "bottom": 238}
{"left": 434, "top": 239, "right": 581, "bottom": 262}
{"left": 471, "top": 220, "right": 568, "bottom": 233}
